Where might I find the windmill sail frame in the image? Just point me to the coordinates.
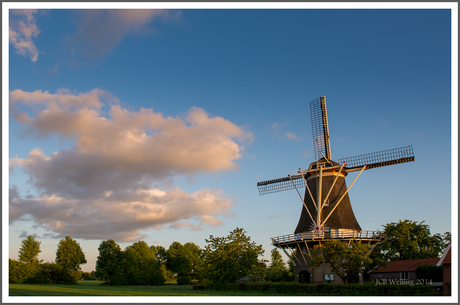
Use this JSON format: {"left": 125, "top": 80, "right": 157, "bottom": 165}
{"left": 310, "top": 96, "right": 331, "bottom": 161}
{"left": 338, "top": 145, "right": 415, "bottom": 171}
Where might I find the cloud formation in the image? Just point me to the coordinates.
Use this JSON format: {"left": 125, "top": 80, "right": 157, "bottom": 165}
{"left": 69, "top": 9, "right": 179, "bottom": 58}
{"left": 9, "top": 88, "right": 252, "bottom": 241}
{"left": 10, "top": 186, "right": 233, "bottom": 242}
{"left": 271, "top": 121, "right": 300, "bottom": 141}
{"left": 9, "top": 9, "right": 41, "bottom": 62}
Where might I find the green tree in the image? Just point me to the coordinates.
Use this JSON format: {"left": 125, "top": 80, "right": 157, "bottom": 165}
{"left": 165, "top": 241, "right": 203, "bottom": 284}
{"left": 286, "top": 250, "right": 296, "bottom": 281}
{"left": 39, "top": 261, "right": 74, "bottom": 284}
{"left": 18, "top": 236, "right": 42, "bottom": 265}
{"left": 9, "top": 259, "right": 34, "bottom": 283}
{"left": 81, "top": 271, "right": 96, "bottom": 280}
{"left": 265, "top": 248, "right": 288, "bottom": 282}
{"left": 125, "top": 241, "right": 165, "bottom": 286}
{"left": 442, "top": 231, "right": 451, "bottom": 247}
{"left": 184, "top": 242, "right": 205, "bottom": 283}
{"left": 375, "top": 220, "right": 447, "bottom": 261}
{"left": 151, "top": 245, "right": 175, "bottom": 282}
{"left": 203, "top": 227, "right": 265, "bottom": 283}
{"left": 309, "top": 240, "right": 372, "bottom": 284}
{"left": 95, "top": 239, "right": 123, "bottom": 284}
{"left": 151, "top": 245, "right": 167, "bottom": 264}
{"left": 415, "top": 265, "right": 443, "bottom": 282}
{"left": 55, "top": 236, "right": 87, "bottom": 273}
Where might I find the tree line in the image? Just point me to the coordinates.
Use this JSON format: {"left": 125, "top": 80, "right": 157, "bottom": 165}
{"left": 94, "top": 227, "right": 293, "bottom": 285}
{"left": 9, "top": 236, "right": 87, "bottom": 284}
{"left": 9, "top": 220, "right": 450, "bottom": 285}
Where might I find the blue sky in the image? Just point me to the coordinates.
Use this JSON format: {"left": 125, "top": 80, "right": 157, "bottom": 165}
{"left": 4, "top": 3, "right": 457, "bottom": 277}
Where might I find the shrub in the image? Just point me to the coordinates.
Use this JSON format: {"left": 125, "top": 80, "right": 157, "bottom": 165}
{"left": 176, "top": 274, "right": 191, "bottom": 285}
{"left": 71, "top": 270, "right": 82, "bottom": 282}
{"left": 415, "top": 265, "right": 443, "bottom": 282}
{"left": 9, "top": 259, "right": 35, "bottom": 283}
{"left": 39, "top": 262, "right": 76, "bottom": 284}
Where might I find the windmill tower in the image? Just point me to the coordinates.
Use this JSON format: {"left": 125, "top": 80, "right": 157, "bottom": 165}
{"left": 257, "top": 96, "right": 415, "bottom": 284}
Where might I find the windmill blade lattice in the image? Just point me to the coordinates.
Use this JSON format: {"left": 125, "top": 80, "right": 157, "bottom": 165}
{"left": 310, "top": 96, "right": 331, "bottom": 160}
{"left": 257, "top": 174, "right": 306, "bottom": 195}
{"left": 338, "top": 145, "right": 415, "bottom": 170}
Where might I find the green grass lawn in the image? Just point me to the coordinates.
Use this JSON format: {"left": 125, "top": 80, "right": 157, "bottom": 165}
{"left": 9, "top": 281, "right": 284, "bottom": 297}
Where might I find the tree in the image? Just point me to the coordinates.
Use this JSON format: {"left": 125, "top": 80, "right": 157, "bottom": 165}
{"left": 165, "top": 241, "right": 190, "bottom": 284}
{"left": 415, "top": 265, "right": 443, "bottom": 282}
{"left": 203, "top": 227, "right": 265, "bottom": 283}
{"left": 374, "top": 220, "right": 447, "bottom": 261}
{"left": 286, "top": 250, "right": 296, "bottom": 281}
{"left": 151, "top": 245, "right": 167, "bottom": 264}
{"left": 183, "top": 242, "right": 205, "bottom": 283}
{"left": 309, "top": 240, "right": 373, "bottom": 284}
{"left": 9, "top": 259, "right": 34, "bottom": 283}
{"left": 165, "top": 241, "right": 204, "bottom": 284}
{"left": 125, "top": 241, "right": 165, "bottom": 286}
{"left": 18, "top": 236, "right": 42, "bottom": 265}
{"left": 81, "top": 271, "right": 97, "bottom": 280}
{"left": 441, "top": 231, "right": 451, "bottom": 247}
{"left": 39, "top": 261, "right": 75, "bottom": 284}
{"left": 265, "top": 248, "right": 288, "bottom": 282}
{"left": 95, "top": 239, "right": 123, "bottom": 284}
{"left": 55, "top": 236, "right": 87, "bottom": 273}
{"left": 151, "top": 245, "right": 175, "bottom": 282}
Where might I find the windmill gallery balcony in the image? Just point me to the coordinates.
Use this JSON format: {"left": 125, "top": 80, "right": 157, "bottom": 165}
{"left": 271, "top": 229, "right": 385, "bottom": 247}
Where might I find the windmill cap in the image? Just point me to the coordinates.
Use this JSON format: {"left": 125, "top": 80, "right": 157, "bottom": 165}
{"left": 308, "top": 158, "right": 340, "bottom": 168}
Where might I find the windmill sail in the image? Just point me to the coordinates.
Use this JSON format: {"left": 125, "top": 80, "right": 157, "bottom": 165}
{"left": 257, "top": 174, "right": 306, "bottom": 195}
{"left": 310, "top": 96, "right": 331, "bottom": 161}
{"left": 338, "top": 145, "right": 415, "bottom": 171}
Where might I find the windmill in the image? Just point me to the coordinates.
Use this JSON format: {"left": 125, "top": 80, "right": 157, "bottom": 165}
{"left": 257, "top": 96, "right": 415, "bottom": 283}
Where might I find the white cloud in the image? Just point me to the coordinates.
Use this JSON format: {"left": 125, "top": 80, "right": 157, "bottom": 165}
{"left": 271, "top": 121, "right": 299, "bottom": 141}
{"left": 9, "top": 9, "right": 41, "bottom": 62}
{"left": 9, "top": 186, "right": 233, "bottom": 242}
{"left": 9, "top": 88, "right": 251, "bottom": 241}
{"left": 285, "top": 132, "right": 299, "bottom": 141}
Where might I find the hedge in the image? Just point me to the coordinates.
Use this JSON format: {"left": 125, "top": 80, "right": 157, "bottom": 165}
{"left": 205, "top": 282, "right": 439, "bottom": 296}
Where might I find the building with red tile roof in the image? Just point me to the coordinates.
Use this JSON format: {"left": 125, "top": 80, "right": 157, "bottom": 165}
{"left": 369, "top": 258, "right": 439, "bottom": 284}
{"left": 437, "top": 244, "right": 451, "bottom": 296}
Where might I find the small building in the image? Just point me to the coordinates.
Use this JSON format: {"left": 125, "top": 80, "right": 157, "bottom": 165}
{"left": 437, "top": 244, "right": 451, "bottom": 296}
{"left": 369, "top": 257, "right": 439, "bottom": 284}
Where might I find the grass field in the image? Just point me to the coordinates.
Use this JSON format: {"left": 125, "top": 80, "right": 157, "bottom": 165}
{"left": 9, "top": 281, "right": 285, "bottom": 297}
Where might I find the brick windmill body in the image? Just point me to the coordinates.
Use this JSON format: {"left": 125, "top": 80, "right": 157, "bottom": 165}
{"left": 257, "top": 96, "right": 415, "bottom": 284}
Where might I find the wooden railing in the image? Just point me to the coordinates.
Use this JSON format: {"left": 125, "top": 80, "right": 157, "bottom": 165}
{"left": 271, "top": 230, "right": 385, "bottom": 244}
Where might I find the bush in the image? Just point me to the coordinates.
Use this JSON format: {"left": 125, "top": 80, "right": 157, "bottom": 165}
{"left": 9, "top": 259, "right": 37, "bottom": 283}
{"left": 9, "top": 259, "right": 76, "bottom": 284}
{"left": 415, "top": 265, "right": 443, "bottom": 282}
{"left": 39, "top": 262, "right": 77, "bottom": 284}
{"left": 177, "top": 275, "right": 191, "bottom": 285}
{"left": 71, "top": 270, "right": 82, "bottom": 282}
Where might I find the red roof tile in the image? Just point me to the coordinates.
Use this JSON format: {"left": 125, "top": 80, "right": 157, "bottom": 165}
{"left": 442, "top": 247, "right": 451, "bottom": 265}
{"left": 370, "top": 258, "right": 439, "bottom": 273}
